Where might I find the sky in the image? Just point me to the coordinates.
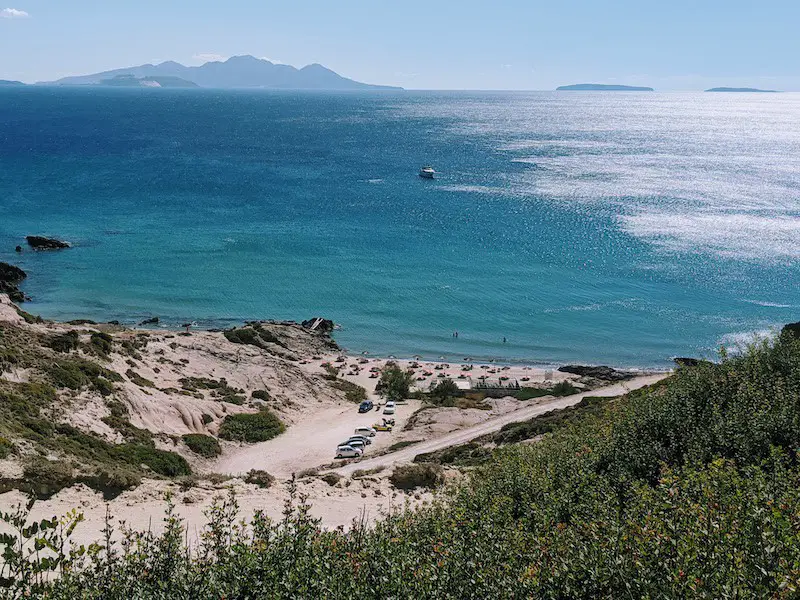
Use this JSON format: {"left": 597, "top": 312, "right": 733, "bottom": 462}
{"left": 1, "top": 0, "right": 799, "bottom": 90}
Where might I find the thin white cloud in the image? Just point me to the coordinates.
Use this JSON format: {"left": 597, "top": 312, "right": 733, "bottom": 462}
{"left": 260, "top": 57, "right": 283, "bottom": 64}
{"left": 192, "top": 53, "right": 227, "bottom": 63}
{"left": 0, "top": 7, "right": 29, "bottom": 18}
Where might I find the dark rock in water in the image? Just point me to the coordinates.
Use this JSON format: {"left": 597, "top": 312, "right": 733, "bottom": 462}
{"left": 0, "top": 262, "right": 27, "bottom": 302}
{"left": 15, "top": 246, "right": 22, "bottom": 253}
{"left": 301, "top": 317, "right": 335, "bottom": 334}
{"left": 67, "top": 319, "right": 98, "bottom": 325}
{"left": 558, "top": 364, "right": 635, "bottom": 381}
{"left": 781, "top": 322, "right": 800, "bottom": 339}
{"left": 107, "top": 320, "right": 121, "bottom": 326}
{"left": 139, "top": 317, "right": 159, "bottom": 326}
{"left": 26, "top": 236, "right": 70, "bottom": 250}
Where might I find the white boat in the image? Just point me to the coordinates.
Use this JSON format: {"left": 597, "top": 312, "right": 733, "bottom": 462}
{"left": 419, "top": 166, "right": 435, "bottom": 179}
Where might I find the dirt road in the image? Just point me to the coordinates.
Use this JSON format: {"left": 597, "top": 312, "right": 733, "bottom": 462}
{"left": 215, "top": 400, "right": 422, "bottom": 477}
{"left": 332, "top": 373, "right": 668, "bottom": 476}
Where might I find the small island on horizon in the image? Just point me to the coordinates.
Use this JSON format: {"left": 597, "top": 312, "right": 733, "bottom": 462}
{"left": 556, "top": 83, "right": 654, "bottom": 91}
{"left": 705, "top": 87, "right": 779, "bottom": 93}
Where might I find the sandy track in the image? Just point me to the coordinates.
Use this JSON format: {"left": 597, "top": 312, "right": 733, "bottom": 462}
{"left": 215, "top": 400, "right": 422, "bottom": 477}
{"left": 333, "top": 373, "right": 669, "bottom": 476}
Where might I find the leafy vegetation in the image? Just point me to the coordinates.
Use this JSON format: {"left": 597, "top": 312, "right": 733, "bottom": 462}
{"left": 125, "top": 368, "right": 154, "bottom": 388}
{"left": 47, "top": 332, "right": 79, "bottom": 354}
{"left": 244, "top": 469, "right": 275, "bottom": 488}
{"left": 330, "top": 379, "right": 367, "bottom": 403}
{"left": 179, "top": 377, "right": 246, "bottom": 404}
{"left": 7, "top": 327, "right": 800, "bottom": 598}
{"left": 223, "top": 324, "right": 286, "bottom": 350}
{"left": 217, "top": 410, "right": 285, "bottom": 443}
{"left": 389, "top": 462, "right": 445, "bottom": 490}
{"left": 182, "top": 434, "right": 222, "bottom": 458}
{"left": 377, "top": 361, "right": 414, "bottom": 401}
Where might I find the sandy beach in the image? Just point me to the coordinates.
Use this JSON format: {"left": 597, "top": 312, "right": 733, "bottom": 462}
{"left": 0, "top": 294, "right": 669, "bottom": 547}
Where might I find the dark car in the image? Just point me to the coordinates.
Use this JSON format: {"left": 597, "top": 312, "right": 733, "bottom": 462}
{"left": 358, "top": 400, "right": 374, "bottom": 413}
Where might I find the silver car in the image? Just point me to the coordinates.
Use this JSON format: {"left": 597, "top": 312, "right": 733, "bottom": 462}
{"left": 336, "top": 445, "right": 363, "bottom": 459}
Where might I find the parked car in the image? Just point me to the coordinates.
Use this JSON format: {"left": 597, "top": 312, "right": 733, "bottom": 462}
{"left": 347, "top": 435, "right": 371, "bottom": 446}
{"left": 373, "top": 423, "right": 393, "bottom": 432}
{"left": 335, "top": 445, "right": 363, "bottom": 459}
{"left": 358, "top": 400, "right": 374, "bottom": 413}
{"left": 383, "top": 401, "right": 396, "bottom": 415}
{"left": 354, "top": 426, "right": 377, "bottom": 437}
{"left": 342, "top": 438, "right": 366, "bottom": 450}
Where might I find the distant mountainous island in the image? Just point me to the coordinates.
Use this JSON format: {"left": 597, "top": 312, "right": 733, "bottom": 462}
{"left": 0, "top": 80, "right": 24, "bottom": 86}
{"left": 557, "top": 83, "right": 654, "bottom": 91}
{"left": 705, "top": 87, "right": 779, "bottom": 93}
{"left": 39, "top": 55, "right": 401, "bottom": 90}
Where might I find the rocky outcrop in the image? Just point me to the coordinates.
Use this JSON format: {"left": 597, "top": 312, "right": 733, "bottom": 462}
{"left": 558, "top": 364, "right": 635, "bottom": 381}
{"left": 0, "top": 262, "right": 27, "bottom": 302}
{"left": 301, "top": 317, "right": 335, "bottom": 334}
{"left": 139, "top": 317, "right": 159, "bottom": 326}
{"left": 26, "top": 236, "right": 70, "bottom": 250}
{"left": 781, "top": 322, "right": 800, "bottom": 340}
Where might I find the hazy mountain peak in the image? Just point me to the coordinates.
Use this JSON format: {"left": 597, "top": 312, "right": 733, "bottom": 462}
{"left": 41, "top": 56, "right": 401, "bottom": 90}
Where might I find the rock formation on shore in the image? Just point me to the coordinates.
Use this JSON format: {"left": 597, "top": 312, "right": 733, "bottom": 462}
{"left": 557, "top": 364, "right": 634, "bottom": 381}
{"left": 0, "top": 262, "right": 27, "bottom": 302}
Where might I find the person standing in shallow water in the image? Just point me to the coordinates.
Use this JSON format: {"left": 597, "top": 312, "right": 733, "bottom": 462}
{"left": 503, "top": 337, "right": 507, "bottom": 343}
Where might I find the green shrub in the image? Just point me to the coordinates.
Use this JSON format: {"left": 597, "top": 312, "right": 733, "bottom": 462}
{"left": 330, "top": 379, "right": 367, "bottom": 403}
{"left": 112, "top": 444, "right": 191, "bottom": 477}
{"left": 389, "top": 463, "right": 444, "bottom": 490}
{"left": 126, "top": 369, "right": 154, "bottom": 388}
{"left": 46, "top": 358, "right": 120, "bottom": 395}
{"left": 89, "top": 332, "right": 113, "bottom": 357}
{"left": 183, "top": 433, "right": 222, "bottom": 458}
{"left": 244, "top": 469, "right": 275, "bottom": 488}
{"left": 429, "top": 378, "right": 460, "bottom": 405}
{"left": 22, "top": 458, "right": 75, "bottom": 497}
{"left": 550, "top": 380, "right": 578, "bottom": 396}
{"left": 414, "top": 442, "right": 490, "bottom": 466}
{"left": 251, "top": 389, "right": 271, "bottom": 401}
{"left": 378, "top": 361, "right": 414, "bottom": 402}
{"left": 218, "top": 410, "right": 285, "bottom": 443}
{"left": 224, "top": 325, "right": 285, "bottom": 350}
{"left": 0, "top": 436, "right": 14, "bottom": 458}
{"left": 201, "top": 413, "right": 214, "bottom": 425}
{"left": 47, "top": 331, "right": 79, "bottom": 353}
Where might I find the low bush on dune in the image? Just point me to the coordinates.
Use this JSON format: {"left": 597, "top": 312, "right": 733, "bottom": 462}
{"left": 244, "top": 469, "right": 275, "bottom": 488}
{"left": 330, "top": 379, "right": 367, "bottom": 403}
{"left": 217, "top": 409, "right": 285, "bottom": 443}
{"left": 389, "top": 463, "right": 444, "bottom": 490}
{"left": 182, "top": 433, "right": 221, "bottom": 458}
{"left": 6, "top": 326, "right": 800, "bottom": 598}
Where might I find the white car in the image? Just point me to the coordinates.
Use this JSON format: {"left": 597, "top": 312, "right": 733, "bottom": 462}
{"left": 354, "top": 426, "right": 377, "bottom": 437}
{"left": 336, "top": 445, "right": 363, "bottom": 459}
{"left": 383, "top": 401, "right": 396, "bottom": 415}
{"left": 342, "top": 438, "right": 366, "bottom": 450}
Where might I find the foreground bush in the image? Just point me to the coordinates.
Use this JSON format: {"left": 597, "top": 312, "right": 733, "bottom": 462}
{"left": 5, "top": 332, "right": 800, "bottom": 598}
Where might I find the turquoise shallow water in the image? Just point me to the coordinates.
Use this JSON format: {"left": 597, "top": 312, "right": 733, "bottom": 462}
{"left": 1, "top": 88, "right": 798, "bottom": 367}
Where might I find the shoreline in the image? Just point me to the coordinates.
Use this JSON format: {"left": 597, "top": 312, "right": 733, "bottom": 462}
{"left": 12, "top": 308, "right": 678, "bottom": 373}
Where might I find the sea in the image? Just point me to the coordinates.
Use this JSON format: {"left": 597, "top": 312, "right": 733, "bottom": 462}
{"left": 1, "top": 87, "right": 798, "bottom": 368}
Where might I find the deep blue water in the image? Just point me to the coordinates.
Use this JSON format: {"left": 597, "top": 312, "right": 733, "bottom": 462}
{"left": 1, "top": 87, "right": 798, "bottom": 367}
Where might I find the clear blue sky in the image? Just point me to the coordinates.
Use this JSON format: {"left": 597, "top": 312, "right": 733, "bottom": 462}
{"left": 2, "top": 0, "right": 798, "bottom": 90}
